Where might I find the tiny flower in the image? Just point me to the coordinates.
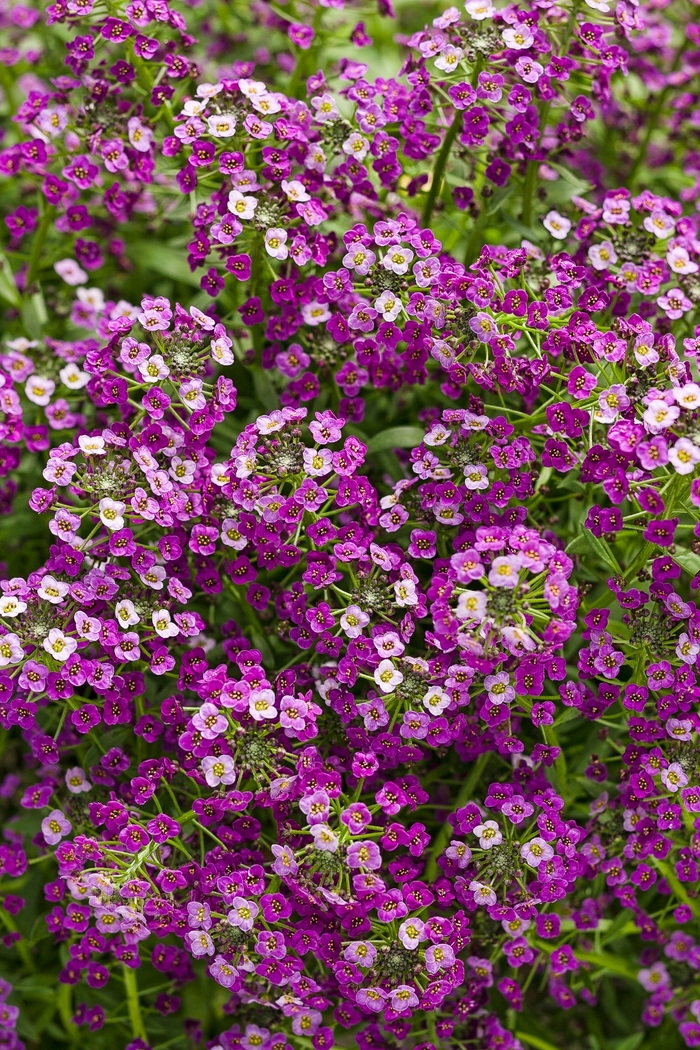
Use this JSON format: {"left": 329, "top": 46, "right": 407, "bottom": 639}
{"left": 99, "top": 498, "right": 126, "bottom": 531}
{"left": 469, "top": 880, "right": 497, "bottom": 906}
{"left": 207, "top": 114, "right": 237, "bottom": 137}
{"left": 669, "top": 438, "right": 700, "bottom": 475}
{"left": 65, "top": 768, "right": 91, "bottom": 794}
{"left": 340, "top": 605, "right": 370, "bottom": 638}
{"left": 227, "top": 190, "right": 258, "bottom": 219}
{"left": 661, "top": 762, "right": 688, "bottom": 792}
{"left": 25, "top": 376, "right": 55, "bottom": 406}
{"left": 43, "top": 628, "right": 78, "bottom": 662}
{"left": 425, "top": 943, "right": 456, "bottom": 973}
{"left": 382, "top": 246, "right": 414, "bottom": 275}
{"left": 588, "top": 241, "right": 618, "bottom": 270}
{"left": 201, "top": 755, "right": 236, "bottom": 787}
{"left": 310, "top": 824, "right": 339, "bottom": 852}
{"left": 502, "top": 24, "right": 534, "bottom": 48}
{"left": 54, "top": 259, "right": 88, "bottom": 285}
{"left": 281, "top": 179, "right": 310, "bottom": 203}
{"left": 374, "top": 659, "right": 404, "bottom": 694}
{"left": 473, "top": 821, "right": 503, "bottom": 848}
{"left": 520, "top": 837, "right": 554, "bottom": 867}
{"left": 264, "top": 228, "right": 288, "bottom": 260}
{"left": 542, "top": 211, "right": 571, "bottom": 239}
{"left": 42, "top": 809, "right": 72, "bottom": 845}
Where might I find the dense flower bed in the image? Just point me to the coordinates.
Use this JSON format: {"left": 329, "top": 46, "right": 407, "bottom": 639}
{"left": 1, "top": 0, "right": 700, "bottom": 1048}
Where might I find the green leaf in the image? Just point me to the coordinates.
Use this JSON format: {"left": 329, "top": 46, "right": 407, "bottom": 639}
{"left": 516, "top": 1031, "right": 562, "bottom": 1050}
{"left": 0, "top": 252, "right": 21, "bottom": 308}
{"left": 611, "top": 1035, "right": 645, "bottom": 1050}
{"left": 575, "top": 948, "right": 639, "bottom": 981}
{"left": 535, "top": 465, "right": 553, "bottom": 492}
{"left": 601, "top": 907, "right": 636, "bottom": 945}
{"left": 673, "top": 548, "right": 700, "bottom": 578}
{"left": 366, "top": 426, "right": 424, "bottom": 454}
{"left": 568, "top": 527, "right": 621, "bottom": 575}
{"left": 130, "top": 240, "right": 204, "bottom": 287}
{"left": 251, "top": 365, "right": 278, "bottom": 412}
{"left": 500, "top": 211, "right": 544, "bottom": 243}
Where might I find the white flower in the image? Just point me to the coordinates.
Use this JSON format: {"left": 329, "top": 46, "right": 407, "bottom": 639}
{"left": 190, "top": 306, "right": 216, "bottom": 331}
{"left": 301, "top": 300, "right": 331, "bottom": 326}
{"left": 281, "top": 179, "right": 310, "bottom": 203}
{"left": 196, "top": 82, "right": 223, "bottom": 99}
{"left": 374, "top": 290, "right": 402, "bottom": 322}
{"left": 43, "top": 628, "right": 78, "bottom": 662}
{"left": 374, "top": 659, "right": 404, "bottom": 694}
{"left": 310, "top": 824, "right": 339, "bottom": 852}
{"left": 0, "top": 634, "right": 23, "bottom": 666}
{"left": 202, "top": 755, "right": 236, "bottom": 787}
{"left": 251, "top": 92, "right": 282, "bottom": 116}
{"left": 54, "top": 259, "right": 88, "bottom": 286}
{"left": 152, "top": 609, "right": 179, "bottom": 638}
{"left": 25, "top": 376, "right": 55, "bottom": 406}
{"left": 465, "top": 0, "right": 495, "bottom": 18}
{"left": 456, "top": 591, "right": 487, "bottom": 622}
{"left": 264, "top": 228, "right": 289, "bottom": 260}
{"left": 424, "top": 423, "right": 451, "bottom": 446}
{"left": 642, "top": 399, "right": 680, "bottom": 433}
{"left": 138, "top": 354, "right": 170, "bottom": 383}
{"left": 422, "top": 687, "right": 451, "bottom": 715}
{"left": 127, "top": 117, "right": 152, "bottom": 152}
{"left": 342, "top": 132, "right": 370, "bottom": 161}
{"left": 227, "top": 190, "right": 258, "bottom": 219}
{"left": 78, "top": 435, "right": 106, "bottom": 455}
{"left": 660, "top": 762, "right": 688, "bottom": 792}
{"left": 37, "top": 575, "right": 69, "bottom": 604}
{"left": 99, "top": 498, "right": 126, "bottom": 531}
{"left": 65, "top": 767, "right": 92, "bottom": 794}
{"left": 473, "top": 820, "right": 503, "bottom": 849}
{"left": 340, "top": 605, "right": 370, "bottom": 638}
{"left": 248, "top": 689, "right": 278, "bottom": 721}
{"left": 310, "top": 93, "right": 339, "bottom": 122}
{"left": 502, "top": 25, "right": 534, "bottom": 49}
{"left": 667, "top": 246, "right": 698, "bottom": 275}
{"left": 0, "top": 595, "right": 26, "bottom": 618}
{"left": 207, "top": 114, "right": 237, "bottom": 137}
{"left": 59, "top": 364, "right": 90, "bottom": 389}
{"left": 669, "top": 438, "right": 700, "bottom": 475}
{"left": 435, "top": 45, "right": 463, "bottom": 71}
{"left": 238, "top": 78, "right": 268, "bottom": 100}
{"left": 181, "top": 99, "right": 206, "bottom": 116}
{"left": 382, "top": 246, "right": 414, "bottom": 275}
{"left": 6, "top": 338, "right": 37, "bottom": 352}
{"left": 394, "top": 579, "right": 418, "bottom": 607}
{"left": 588, "top": 241, "right": 618, "bottom": 270}
{"left": 542, "top": 211, "right": 571, "bottom": 240}
{"left": 643, "top": 209, "right": 676, "bottom": 238}
{"left": 673, "top": 383, "right": 700, "bottom": 410}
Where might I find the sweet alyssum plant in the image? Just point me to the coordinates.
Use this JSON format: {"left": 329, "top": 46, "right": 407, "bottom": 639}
{"left": 2, "top": 0, "right": 700, "bottom": 1049}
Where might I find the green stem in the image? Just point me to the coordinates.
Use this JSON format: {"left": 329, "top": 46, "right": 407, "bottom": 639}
{"left": 464, "top": 203, "right": 491, "bottom": 267}
{"left": 423, "top": 752, "right": 490, "bottom": 881}
{"left": 57, "top": 982, "right": 79, "bottom": 1042}
{"left": 521, "top": 159, "right": 539, "bottom": 230}
{"left": 123, "top": 965, "right": 148, "bottom": 1042}
{"left": 426, "top": 1012, "right": 439, "bottom": 1045}
{"left": 421, "top": 116, "right": 461, "bottom": 228}
{"left": 25, "top": 206, "right": 55, "bottom": 292}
